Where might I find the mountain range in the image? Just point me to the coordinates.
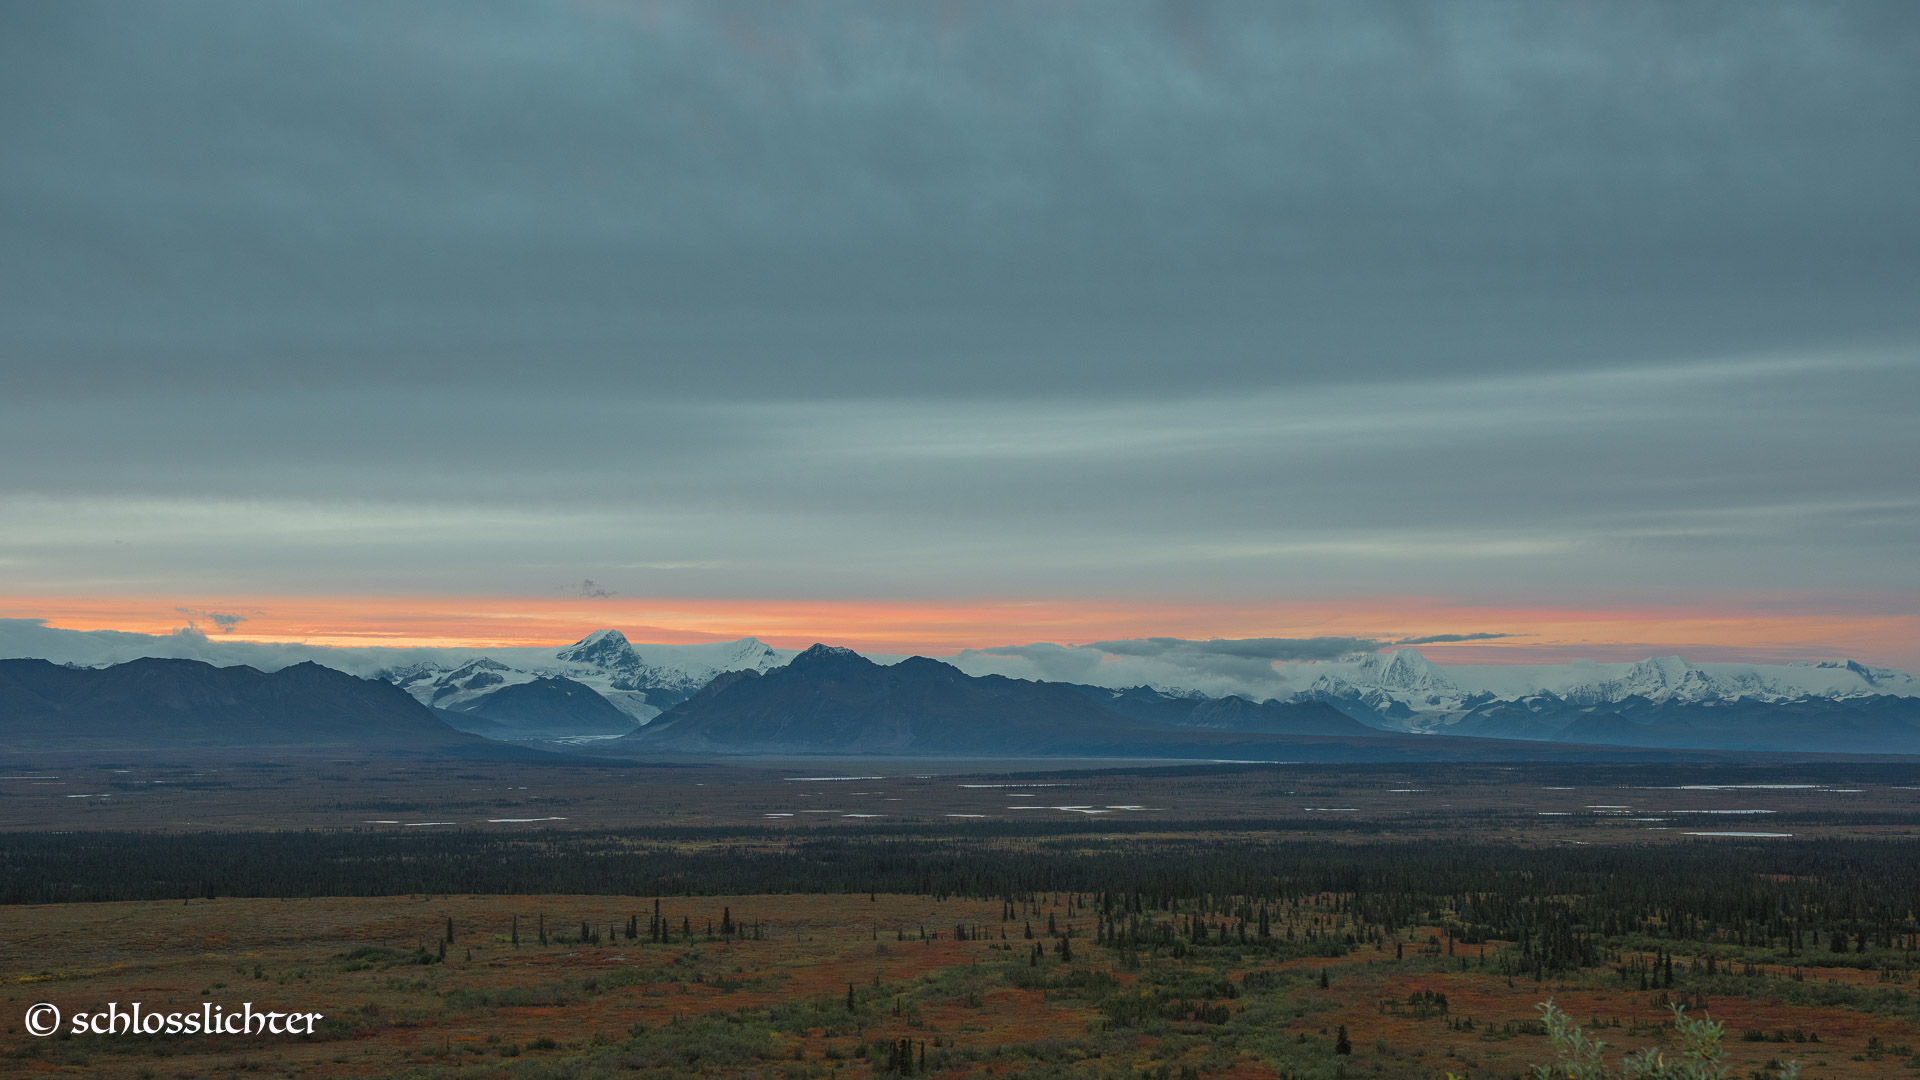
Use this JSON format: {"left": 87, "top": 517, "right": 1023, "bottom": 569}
{"left": 3, "top": 619, "right": 1918, "bottom": 756}
{"left": 1263, "top": 649, "right": 1919, "bottom": 724}
{"left": 2, "top": 649, "right": 1807, "bottom": 765}
{"left": 1260, "top": 651, "right": 1920, "bottom": 753}
{"left": 0, "top": 621, "right": 787, "bottom": 744}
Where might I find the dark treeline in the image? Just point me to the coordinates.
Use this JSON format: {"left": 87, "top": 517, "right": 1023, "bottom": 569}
{"left": 7, "top": 830, "right": 1920, "bottom": 963}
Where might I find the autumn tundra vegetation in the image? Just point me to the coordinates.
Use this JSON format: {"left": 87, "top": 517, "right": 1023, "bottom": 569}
{"left": 4, "top": 795, "right": 1918, "bottom": 1080}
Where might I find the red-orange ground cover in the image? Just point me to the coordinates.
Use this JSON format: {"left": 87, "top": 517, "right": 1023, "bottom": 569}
{"left": 2, "top": 894, "right": 1914, "bottom": 1079}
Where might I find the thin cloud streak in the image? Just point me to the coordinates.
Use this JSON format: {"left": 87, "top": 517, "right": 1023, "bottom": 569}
{"left": 0, "top": 349, "right": 1913, "bottom": 602}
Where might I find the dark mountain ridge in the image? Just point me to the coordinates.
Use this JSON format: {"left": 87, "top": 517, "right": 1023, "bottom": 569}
{"left": 623, "top": 645, "right": 1460, "bottom": 758}
{"left": 0, "top": 657, "right": 490, "bottom": 754}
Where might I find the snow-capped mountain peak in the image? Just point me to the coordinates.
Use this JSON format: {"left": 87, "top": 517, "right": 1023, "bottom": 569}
{"left": 1373, "top": 648, "right": 1454, "bottom": 693}
{"left": 716, "top": 636, "right": 781, "bottom": 670}
{"left": 377, "top": 630, "right": 793, "bottom": 731}
{"left": 554, "top": 628, "right": 643, "bottom": 671}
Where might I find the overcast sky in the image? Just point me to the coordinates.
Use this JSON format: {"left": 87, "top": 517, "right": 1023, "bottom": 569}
{"left": 2, "top": 2, "right": 1916, "bottom": 661}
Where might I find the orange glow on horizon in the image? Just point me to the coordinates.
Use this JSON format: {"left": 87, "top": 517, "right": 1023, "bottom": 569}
{"left": 3, "top": 593, "right": 1917, "bottom": 668}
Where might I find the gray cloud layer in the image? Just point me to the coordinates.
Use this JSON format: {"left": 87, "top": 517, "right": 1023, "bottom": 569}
{"left": 1394, "top": 633, "right": 1514, "bottom": 646}
{"left": 971, "top": 636, "right": 1388, "bottom": 693}
{"left": 3, "top": 353, "right": 1910, "bottom": 599}
{"left": 955, "top": 636, "right": 1399, "bottom": 697}
{"left": 6, "top": 2, "right": 1917, "bottom": 398}
{"left": 1088, "top": 637, "right": 1381, "bottom": 662}
{"left": 0, "top": 3, "right": 1916, "bottom": 612}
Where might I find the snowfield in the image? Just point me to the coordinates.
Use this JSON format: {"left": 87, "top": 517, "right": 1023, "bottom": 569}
{"left": 1257, "top": 650, "right": 1920, "bottom": 728}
